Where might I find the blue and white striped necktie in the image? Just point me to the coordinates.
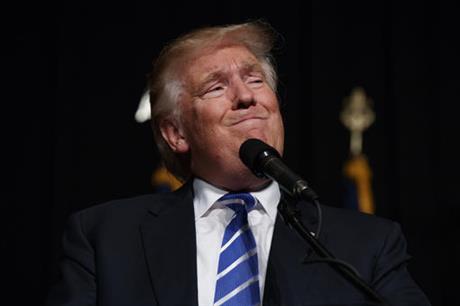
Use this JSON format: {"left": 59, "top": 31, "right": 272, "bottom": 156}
{"left": 213, "top": 192, "right": 260, "bottom": 306}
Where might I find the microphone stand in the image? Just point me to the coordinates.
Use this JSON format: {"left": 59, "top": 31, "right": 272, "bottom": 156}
{"left": 238, "top": 138, "right": 389, "bottom": 304}
{"left": 278, "top": 194, "right": 389, "bottom": 306}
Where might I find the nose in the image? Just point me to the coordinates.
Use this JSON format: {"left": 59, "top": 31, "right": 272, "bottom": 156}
{"left": 231, "top": 79, "right": 255, "bottom": 110}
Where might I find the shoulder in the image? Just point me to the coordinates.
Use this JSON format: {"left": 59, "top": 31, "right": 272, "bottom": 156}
{"left": 319, "top": 205, "right": 406, "bottom": 257}
{"left": 77, "top": 180, "right": 191, "bottom": 216}
{"left": 66, "top": 182, "right": 193, "bottom": 236}
{"left": 73, "top": 192, "right": 171, "bottom": 220}
{"left": 321, "top": 204, "right": 397, "bottom": 234}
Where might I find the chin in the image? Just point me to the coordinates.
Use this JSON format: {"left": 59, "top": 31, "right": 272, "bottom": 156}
{"left": 244, "top": 131, "right": 268, "bottom": 144}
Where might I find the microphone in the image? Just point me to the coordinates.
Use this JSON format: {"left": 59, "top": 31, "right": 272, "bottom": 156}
{"left": 239, "top": 138, "right": 318, "bottom": 201}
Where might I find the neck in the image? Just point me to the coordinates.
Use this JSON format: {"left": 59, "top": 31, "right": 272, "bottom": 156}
{"left": 195, "top": 174, "right": 271, "bottom": 193}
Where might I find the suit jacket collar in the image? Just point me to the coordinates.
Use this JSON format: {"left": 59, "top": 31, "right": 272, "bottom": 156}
{"left": 140, "top": 181, "right": 199, "bottom": 306}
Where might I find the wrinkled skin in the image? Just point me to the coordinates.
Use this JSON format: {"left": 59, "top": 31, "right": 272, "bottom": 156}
{"left": 161, "top": 45, "right": 284, "bottom": 191}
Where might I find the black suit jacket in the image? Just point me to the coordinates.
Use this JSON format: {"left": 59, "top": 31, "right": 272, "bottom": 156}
{"left": 47, "top": 182, "right": 430, "bottom": 306}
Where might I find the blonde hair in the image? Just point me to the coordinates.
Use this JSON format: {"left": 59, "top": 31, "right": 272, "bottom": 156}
{"left": 148, "top": 21, "right": 278, "bottom": 181}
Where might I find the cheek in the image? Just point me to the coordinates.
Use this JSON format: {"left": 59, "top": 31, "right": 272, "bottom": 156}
{"left": 195, "top": 98, "right": 229, "bottom": 123}
{"left": 258, "top": 89, "right": 279, "bottom": 110}
{"left": 184, "top": 103, "right": 222, "bottom": 139}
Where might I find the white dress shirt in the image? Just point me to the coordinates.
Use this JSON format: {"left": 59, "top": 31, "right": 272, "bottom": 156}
{"left": 193, "top": 178, "right": 280, "bottom": 306}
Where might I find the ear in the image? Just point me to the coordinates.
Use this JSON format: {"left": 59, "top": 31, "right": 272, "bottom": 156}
{"left": 159, "top": 119, "right": 190, "bottom": 153}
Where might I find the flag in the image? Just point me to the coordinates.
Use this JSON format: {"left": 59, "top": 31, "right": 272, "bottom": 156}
{"left": 151, "top": 164, "right": 182, "bottom": 192}
{"left": 342, "top": 154, "right": 375, "bottom": 214}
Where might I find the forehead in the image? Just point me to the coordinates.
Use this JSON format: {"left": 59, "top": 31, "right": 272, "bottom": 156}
{"left": 183, "top": 46, "right": 261, "bottom": 85}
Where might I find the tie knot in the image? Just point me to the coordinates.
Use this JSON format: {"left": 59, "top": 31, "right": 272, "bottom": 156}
{"left": 217, "top": 192, "right": 257, "bottom": 213}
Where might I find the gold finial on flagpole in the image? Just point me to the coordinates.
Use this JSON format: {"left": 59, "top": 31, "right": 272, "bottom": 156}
{"left": 340, "top": 87, "right": 375, "bottom": 156}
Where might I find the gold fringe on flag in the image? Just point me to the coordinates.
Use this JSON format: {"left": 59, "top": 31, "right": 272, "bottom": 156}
{"left": 151, "top": 165, "right": 183, "bottom": 191}
{"left": 343, "top": 154, "right": 375, "bottom": 214}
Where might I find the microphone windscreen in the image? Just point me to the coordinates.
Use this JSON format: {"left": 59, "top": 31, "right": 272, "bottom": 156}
{"left": 239, "top": 138, "right": 280, "bottom": 174}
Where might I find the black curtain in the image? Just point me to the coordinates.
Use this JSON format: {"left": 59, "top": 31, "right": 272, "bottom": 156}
{"left": 9, "top": 1, "right": 458, "bottom": 305}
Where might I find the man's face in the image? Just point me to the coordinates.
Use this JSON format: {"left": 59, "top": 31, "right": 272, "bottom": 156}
{"left": 164, "top": 45, "right": 284, "bottom": 190}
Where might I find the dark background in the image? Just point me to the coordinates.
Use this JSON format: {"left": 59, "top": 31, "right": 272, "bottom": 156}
{"left": 8, "top": 1, "right": 458, "bottom": 305}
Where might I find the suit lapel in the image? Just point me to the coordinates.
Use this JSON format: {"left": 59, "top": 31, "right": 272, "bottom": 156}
{"left": 140, "top": 182, "right": 198, "bottom": 306}
{"left": 263, "top": 196, "right": 325, "bottom": 305}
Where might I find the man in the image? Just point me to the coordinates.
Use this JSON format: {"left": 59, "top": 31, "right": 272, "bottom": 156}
{"left": 47, "top": 21, "right": 430, "bottom": 305}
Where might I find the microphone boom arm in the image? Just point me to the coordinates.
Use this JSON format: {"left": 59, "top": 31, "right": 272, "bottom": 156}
{"left": 278, "top": 195, "right": 388, "bottom": 305}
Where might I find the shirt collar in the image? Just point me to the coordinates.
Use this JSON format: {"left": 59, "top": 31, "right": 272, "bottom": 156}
{"left": 193, "top": 177, "right": 280, "bottom": 222}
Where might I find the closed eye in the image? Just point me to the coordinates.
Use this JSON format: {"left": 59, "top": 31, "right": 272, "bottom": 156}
{"left": 201, "top": 84, "right": 226, "bottom": 99}
{"left": 246, "top": 76, "right": 264, "bottom": 88}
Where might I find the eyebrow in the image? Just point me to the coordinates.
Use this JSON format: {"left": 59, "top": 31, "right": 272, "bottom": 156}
{"left": 239, "top": 61, "right": 264, "bottom": 75}
{"left": 199, "top": 71, "right": 225, "bottom": 88}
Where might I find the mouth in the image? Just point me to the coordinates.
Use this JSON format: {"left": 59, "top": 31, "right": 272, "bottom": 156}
{"left": 232, "top": 116, "right": 266, "bottom": 126}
